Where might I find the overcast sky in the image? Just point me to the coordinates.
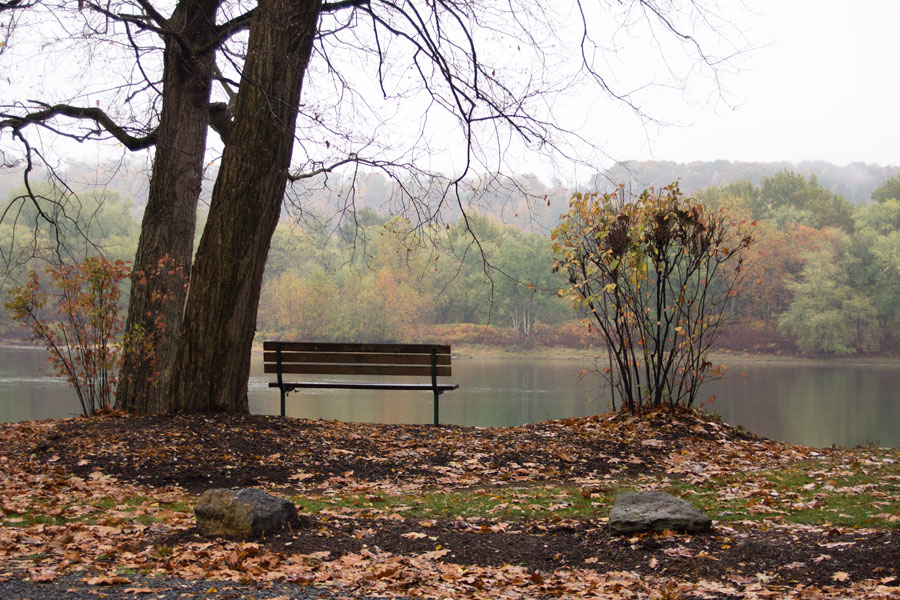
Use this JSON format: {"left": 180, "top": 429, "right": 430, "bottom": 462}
{"left": 612, "top": 0, "right": 899, "bottom": 168}
{"left": 2, "top": 0, "right": 897, "bottom": 186}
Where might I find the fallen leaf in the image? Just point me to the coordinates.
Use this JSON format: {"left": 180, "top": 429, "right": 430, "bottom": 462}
{"left": 663, "top": 546, "right": 693, "bottom": 558}
{"left": 86, "top": 576, "right": 131, "bottom": 586}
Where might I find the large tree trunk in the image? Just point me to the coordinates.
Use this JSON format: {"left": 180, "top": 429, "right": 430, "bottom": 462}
{"left": 168, "top": 0, "right": 322, "bottom": 412}
{"left": 115, "top": 1, "right": 219, "bottom": 414}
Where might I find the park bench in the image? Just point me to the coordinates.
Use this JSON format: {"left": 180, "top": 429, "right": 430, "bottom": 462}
{"left": 263, "top": 341, "right": 458, "bottom": 425}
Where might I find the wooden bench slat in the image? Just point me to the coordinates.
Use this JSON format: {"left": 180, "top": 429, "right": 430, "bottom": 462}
{"left": 265, "top": 340, "right": 456, "bottom": 424}
{"left": 268, "top": 382, "right": 460, "bottom": 391}
{"left": 264, "top": 363, "right": 452, "bottom": 377}
{"left": 263, "top": 341, "right": 451, "bottom": 354}
{"left": 263, "top": 351, "right": 451, "bottom": 367}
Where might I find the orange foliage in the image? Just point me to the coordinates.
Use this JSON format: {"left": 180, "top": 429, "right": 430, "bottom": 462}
{"left": 422, "top": 321, "right": 594, "bottom": 348}
{"left": 372, "top": 269, "right": 429, "bottom": 342}
{"left": 738, "top": 224, "right": 840, "bottom": 327}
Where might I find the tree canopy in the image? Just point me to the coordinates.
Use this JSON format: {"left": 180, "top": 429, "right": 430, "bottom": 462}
{"left": 872, "top": 176, "right": 900, "bottom": 203}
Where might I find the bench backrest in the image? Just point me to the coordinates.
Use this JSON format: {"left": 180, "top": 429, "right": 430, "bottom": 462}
{"left": 262, "top": 341, "right": 452, "bottom": 377}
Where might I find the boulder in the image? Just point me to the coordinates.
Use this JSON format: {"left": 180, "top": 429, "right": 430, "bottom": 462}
{"left": 609, "top": 491, "right": 711, "bottom": 535}
{"left": 195, "top": 488, "right": 299, "bottom": 539}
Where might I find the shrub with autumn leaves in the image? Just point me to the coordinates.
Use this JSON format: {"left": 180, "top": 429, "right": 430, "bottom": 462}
{"left": 4, "top": 256, "right": 130, "bottom": 416}
{"left": 552, "top": 184, "right": 754, "bottom": 413}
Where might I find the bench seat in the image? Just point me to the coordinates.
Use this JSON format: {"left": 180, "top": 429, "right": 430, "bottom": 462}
{"left": 269, "top": 381, "right": 459, "bottom": 392}
{"left": 264, "top": 341, "right": 458, "bottom": 424}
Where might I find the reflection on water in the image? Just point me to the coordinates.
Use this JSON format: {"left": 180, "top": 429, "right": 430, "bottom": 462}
{"left": 0, "top": 347, "right": 82, "bottom": 423}
{"left": 2, "top": 346, "right": 898, "bottom": 448}
{"left": 705, "top": 362, "right": 900, "bottom": 448}
{"left": 247, "top": 355, "right": 607, "bottom": 428}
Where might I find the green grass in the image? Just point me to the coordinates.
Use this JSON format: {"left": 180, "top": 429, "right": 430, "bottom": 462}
{"left": 292, "top": 485, "right": 629, "bottom": 521}
{"left": 3, "top": 451, "right": 896, "bottom": 535}
{"left": 156, "top": 500, "right": 191, "bottom": 512}
{"left": 136, "top": 513, "right": 160, "bottom": 525}
{"left": 290, "top": 449, "right": 900, "bottom": 529}
{"left": 656, "top": 450, "right": 900, "bottom": 528}
{"left": 2, "top": 512, "right": 70, "bottom": 527}
{"left": 2, "top": 494, "right": 192, "bottom": 530}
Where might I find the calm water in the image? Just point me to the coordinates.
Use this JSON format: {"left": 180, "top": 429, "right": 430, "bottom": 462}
{"left": 1, "top": 346, "right": 898, "bottom": 448}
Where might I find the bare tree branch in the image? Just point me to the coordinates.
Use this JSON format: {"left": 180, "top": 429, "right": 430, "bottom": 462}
{"left": 83, "top": 1, "right": 172, "bottom": 39}
{"left": 322, "top": 0, "right": 368, "bottom": 13}
{"left": 1, "top": 103, "right": 157, "bottom": 150}
{"left": 133, "top": 0, "right": 168, "bottom": 29}
{"left": 0, "top": 0, "right": 31, "bottom": 10}
{"left": 194, "top": 7, "right": 255, "bottom": 55}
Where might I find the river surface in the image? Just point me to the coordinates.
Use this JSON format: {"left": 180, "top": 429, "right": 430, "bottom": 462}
{"left": 1, "top": 346, "right": 898, "bottom": 448}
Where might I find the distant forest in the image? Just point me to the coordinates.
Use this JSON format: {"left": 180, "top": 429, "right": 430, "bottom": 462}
{"left": 3, "top": 162, "right": 900, "bottom": 356}
{"left": 3, "top": 158, "right": 897, "bottom": 216}
{"left": 600, "top": 160, "right": 900, "bottom": 206}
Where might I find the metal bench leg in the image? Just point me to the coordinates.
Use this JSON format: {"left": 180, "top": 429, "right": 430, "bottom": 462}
{"left": 277, "top": 345, "right": 286, "bottom": 417}
{"left": 431, "top": 347, "right": 439, "bottom": 426}
{"left": 433, "top": 390, "right": 440, "bottom": 426}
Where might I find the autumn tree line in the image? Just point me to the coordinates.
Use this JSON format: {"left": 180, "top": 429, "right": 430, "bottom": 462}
{"left": 259, "top": 170, "right": 900, "bottom": 356}
{"left": 3, "top": 170, "right": 899, "bottom": 357}
{"left": 698, "top": 171, "right": 900, "bottom": 355}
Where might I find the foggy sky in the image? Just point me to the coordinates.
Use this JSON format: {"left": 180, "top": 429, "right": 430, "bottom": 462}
{"left": 616, "top": 0, "right": 899, "bottom": 168}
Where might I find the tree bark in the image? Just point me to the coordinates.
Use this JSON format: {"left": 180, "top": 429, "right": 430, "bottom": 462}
{"left": 168, "top": 0, "right": 322, "bottom": 412}
{"left": 115, "top": 1, "right": 220, "bottom": 414}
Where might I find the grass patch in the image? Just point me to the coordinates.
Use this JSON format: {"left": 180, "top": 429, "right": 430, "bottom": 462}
{"left": 156, "top": 500, "right": 191, "bottom": 513}
{"left": 665, "top": 449, "right": 900, "bottom": 528}
{"left": 94, "top": 497, "right": 118, "bottom": 510}
{"left": 290, "top": 449, "right": 899, "bottom": 529}
{"left": 136, "top": 513, "right": 160, "bottom": 525}
{"left": 2, "top": 511, "right": 83, "bottom": 528}
{"left": 293, "top": 485, "right": 630, "bottom": 521}
{"left": 1, "top": 494, "right": 192, "bottom": 531}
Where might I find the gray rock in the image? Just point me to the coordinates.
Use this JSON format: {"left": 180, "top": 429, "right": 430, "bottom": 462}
{"left": 609, "top": 491, "right": 711, "bottom": 535}
{"left": 195, "top": 488, "right": 299, "bottom": 539}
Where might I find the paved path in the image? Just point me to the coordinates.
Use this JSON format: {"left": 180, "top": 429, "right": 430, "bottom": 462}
{"left": 0, "top": 575, "right": 391, "bottom": 600}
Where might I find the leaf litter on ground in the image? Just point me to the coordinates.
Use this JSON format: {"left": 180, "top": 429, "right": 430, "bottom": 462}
{"left": 0, "top": 409, "right": 898, "bottom": 599}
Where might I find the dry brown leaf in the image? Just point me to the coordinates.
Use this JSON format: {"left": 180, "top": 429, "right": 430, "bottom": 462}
{"left": 86, "top": 575, "right": 131, "bottom": 585}
{"left": 419, "top": 548, "right": 450, "bottom": 560}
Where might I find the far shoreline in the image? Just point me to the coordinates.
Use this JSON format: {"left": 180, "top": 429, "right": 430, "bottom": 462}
{"left": 243, "top": 341, "right": 900, "bottom": 367}
{"left": 449, "top": 345, "right": 900, "bottom": 367}
{"left": 4, "top": 339, "right": 898, "bottom": 367}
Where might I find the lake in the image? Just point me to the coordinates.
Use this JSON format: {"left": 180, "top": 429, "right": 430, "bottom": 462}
{"left": 1, "top": 346, "right": 898, "bottom": 448}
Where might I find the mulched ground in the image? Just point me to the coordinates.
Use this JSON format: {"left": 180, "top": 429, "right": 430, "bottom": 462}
{"left": 4, "top": 411, "right": 899, "bottom": 594}
{"left": 156, "top": 512, "right": 899, "bottom": 591}
{"left": 27, "top": 411, "right": 755, "bottom": 492}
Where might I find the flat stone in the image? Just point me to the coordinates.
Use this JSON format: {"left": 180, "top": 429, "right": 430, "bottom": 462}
{"left": 195, "top": 488, "right": 299, "bottom": 539}
{"left": 609, "top": 491, "right": 711, "bottom": 535}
